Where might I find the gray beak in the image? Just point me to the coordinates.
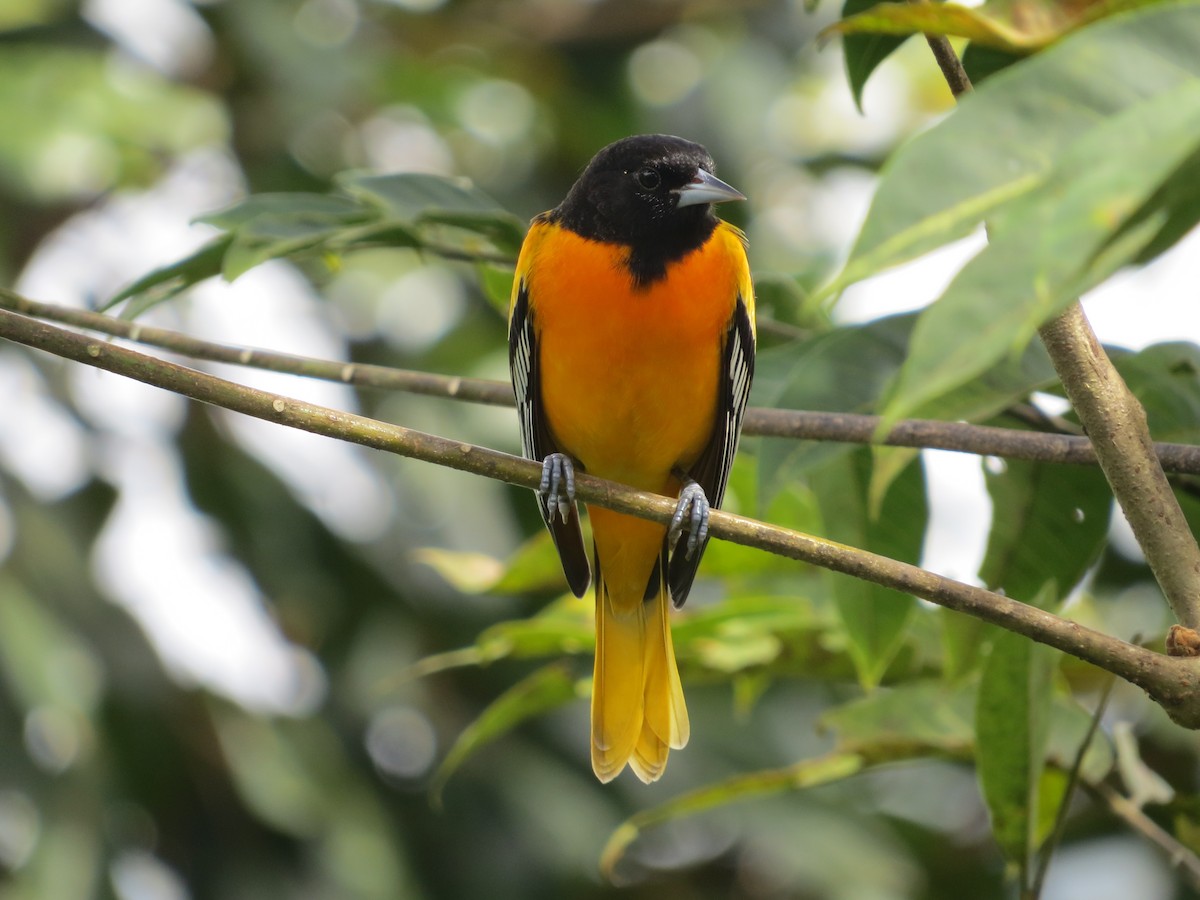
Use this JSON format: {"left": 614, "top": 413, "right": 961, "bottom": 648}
{"left": 673, "top": 168, "right": 746, "bottom": 208}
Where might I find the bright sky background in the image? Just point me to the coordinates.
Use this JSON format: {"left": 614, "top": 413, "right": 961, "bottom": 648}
{"left": 6, "top": 2, "right": 1199, "bottom": 898}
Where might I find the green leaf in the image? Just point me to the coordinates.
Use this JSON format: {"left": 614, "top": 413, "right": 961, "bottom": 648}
{"left": 940, "top": 609, "right": 988, "bottom": 682}
{"left": 102, "top": 237, "right": 232, "bottom": 313}
{"left": 824, "top": 2, "right": 1200, "bottom": 299}
{"left": 1116, "top": 342, "right": 1200, "bottom": 444}
{"left": 431, "top": 663, "right": 582, "bottom": 804}
{"left": 841, "top": 0, "right": 911, "bottom": 112}
{"left": 757, "top": 314, "right": 914, "bottom": 507}
{"left": 600, "top": 752, "right": 866, "bottom": 878}
{"left": 412, "top": 547, "right": 506, "bottom": 594}
{"left": 339, "top": 171, "right": 504, "bottom": 219}
{"left": 1046, "top": 696, "right": 1115, "bottom": 787}
{"left": 219, "top": 208, "right": 374, "bottom": 280}
{"left": 823, "top": 0, "right": 1159, "bottom": 53}
{"left": 820, "top": 679, "right": 976, "bottom": 757}
{"left": 477, "top": 262, "right": 516, "bottom": 316}
{"left": 866, "top": 335, "right": 1057, "bottom": 512}
{"left": 811, "top": 448, "right": 925, "bottom": 688}
{"left": 489, "top": 530, "right": 581, "bottom": 595}
{"left": 975, "top": 584, "right": 1059, "bottom": 866}
{"left": 400, "top": 596, "right": 593, "bottom": 683}
{"left": 979, "top": 459, "right": 1112, "bottom": 602}
{"left": 1118, "top": 145, "right": 1200, "bottom": 267}
{"left": 197, "top": 192, "right": 367, "bottom": 230}
{"left": 881, "top": 72, "right": 1200, "bottom": 425}
{"left": 474, "top": 596, "right": 595, "bottom": 661}
{"left": 338, "top": 171, "right": 526, "bottom": 253}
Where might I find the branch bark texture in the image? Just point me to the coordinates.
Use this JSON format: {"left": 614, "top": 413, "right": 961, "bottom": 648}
{"left": 3, "top": 306, "right": 1199, "bottom": 727}
{"left": 7, "top": 290, "right": 1200, "bottom": 476}
{"left": 1040, "top": 304, "right": 1200, "bottom": 630}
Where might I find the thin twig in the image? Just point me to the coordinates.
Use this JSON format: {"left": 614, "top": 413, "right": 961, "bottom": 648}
{"left": 923, "top": 34, "right": 973, "bottom": 98}
{"left": 2, "top": 306, "right": 1200, "bottom": 727}
{"left": 1031, "top": 676, "right": 1118, "bottom": 899}
{"left": 1086, "top": 781, "right": 1200, "bottom": 893}
{"left": 7, "top": 289, "right": 1200, "bottom": 475}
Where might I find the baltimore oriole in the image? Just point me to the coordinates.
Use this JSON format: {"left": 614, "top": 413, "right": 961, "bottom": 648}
{"left": 508, "top": 134, "right": 755, "bottom": 783}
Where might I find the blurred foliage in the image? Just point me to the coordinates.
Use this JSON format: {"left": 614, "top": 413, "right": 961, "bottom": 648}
{"left": 3, "top": 1, "right": 1200, "bottom": 900}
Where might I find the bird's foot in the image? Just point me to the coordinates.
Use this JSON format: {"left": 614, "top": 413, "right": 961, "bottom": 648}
{"left": 539, "top": 453, "right": 576, "bottom": 524}
{"left": 669, "top": 478, "right": 710, "bottom": 560}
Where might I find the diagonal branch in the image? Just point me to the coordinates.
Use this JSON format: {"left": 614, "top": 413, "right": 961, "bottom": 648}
{"left": 919, "top": 38, "right": 1200, "bottom": 632}
{"left": 7, "top": 289, "right": 1200, "bottom": 475}
{"left": 2, "top": 305, "right": 1199, "bottom": 726}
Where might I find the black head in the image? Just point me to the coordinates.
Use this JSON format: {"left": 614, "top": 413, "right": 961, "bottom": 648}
{"left": 552, "top": 134, "right": 744, "bottom": 285}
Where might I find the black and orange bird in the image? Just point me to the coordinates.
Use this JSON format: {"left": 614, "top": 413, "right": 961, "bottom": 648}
{"left": 508, "top": 134, "right": 755, "bottom": 783}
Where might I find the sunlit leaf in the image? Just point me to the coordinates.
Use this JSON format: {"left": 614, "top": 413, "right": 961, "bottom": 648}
{"left": 490, "top": 530, "right": 583, "bottom": 596}
{"left": 824, "top": 0, "right": 1159, "bottom": 53}
{"left": 474, "top": 595, "right": 595, "bottom": 661}
{"left": 824, "top": 3, "right": 1200, "bottom": 300}
{"left": 600, "top": 752, "right": 866, "bottom": 878}
{"left": 432, "top": 663, "right": 583, "bottom": 804}
{"left": 880, "top": 72, "right": 1200, "bottom": 425}
{"left": 412, "top": 547, "right": 506, "bottom": 594}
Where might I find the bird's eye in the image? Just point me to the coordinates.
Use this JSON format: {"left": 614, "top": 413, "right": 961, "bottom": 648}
{"left": 634, "top": 167, "right": 661, "bottom": 190}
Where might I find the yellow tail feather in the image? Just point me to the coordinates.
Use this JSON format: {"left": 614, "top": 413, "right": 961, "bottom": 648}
{"left": 591, "top": 565, "right": 689, "bottom": 784}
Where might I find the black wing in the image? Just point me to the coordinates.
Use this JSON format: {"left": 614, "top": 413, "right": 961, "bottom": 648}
{"left": 667, "top": 294, "right": 755, "bottom": 606}
{"left": 509, "top": 279, "right": 591, "bottom": 597}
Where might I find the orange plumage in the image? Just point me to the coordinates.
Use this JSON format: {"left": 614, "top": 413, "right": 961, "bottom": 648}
{"left": 508, "top": 135, "right": 755, "bottom": 782}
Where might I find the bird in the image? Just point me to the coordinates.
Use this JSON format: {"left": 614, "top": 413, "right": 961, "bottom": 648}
{"left": 507, "top": 134, "right": 755, "bottom": 783}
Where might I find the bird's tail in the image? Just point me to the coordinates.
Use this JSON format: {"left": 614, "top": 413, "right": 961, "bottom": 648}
{"left": 591, "top": 543, "right": 690, "bottom": 783}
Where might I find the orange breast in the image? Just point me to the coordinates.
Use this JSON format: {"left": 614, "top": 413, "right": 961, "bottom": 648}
{"left": 527, "top": 223, "right": 743, "bottom": 493}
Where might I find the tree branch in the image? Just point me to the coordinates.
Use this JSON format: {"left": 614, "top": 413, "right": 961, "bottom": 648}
{"left": 3, "top": 306, "right": 1200, "bottom": 726}
{"left": 1040, "top": 305, "right": 1200, "bottom": 630}
{"left": 7, "top": 289, "right": 1200, "bottom": 476}
{"left": 919, "top": 39, "right": 1200, "bottom": 632}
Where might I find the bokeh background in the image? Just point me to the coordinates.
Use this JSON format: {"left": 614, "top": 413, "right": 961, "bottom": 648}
{"left": 2, "top": 1, "right": 1200, "bottom": 898}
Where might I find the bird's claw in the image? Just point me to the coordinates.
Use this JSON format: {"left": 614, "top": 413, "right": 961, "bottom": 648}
{"left": 539, "top": 453, "right": 576, "bottom": 524}
{"left": 669, "top": 479, "right": 710, "bottom": 560}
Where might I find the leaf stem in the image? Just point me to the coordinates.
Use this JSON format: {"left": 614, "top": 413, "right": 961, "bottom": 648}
{"left": 3, "top": 306, "right": 1200, "bottom": 727}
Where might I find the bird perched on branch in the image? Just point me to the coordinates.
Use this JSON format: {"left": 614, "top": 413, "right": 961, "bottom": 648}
{"left": 508, "top": 134, "right": 755, "bottom": 782}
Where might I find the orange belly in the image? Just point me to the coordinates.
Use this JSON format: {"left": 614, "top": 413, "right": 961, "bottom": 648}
{"left": 531, "top": 226, "right": 740, "bottom": 493}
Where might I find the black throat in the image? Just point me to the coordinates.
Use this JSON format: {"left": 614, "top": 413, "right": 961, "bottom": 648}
{"left": 552, "top": 204, "right": 718, "bottom": 289}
